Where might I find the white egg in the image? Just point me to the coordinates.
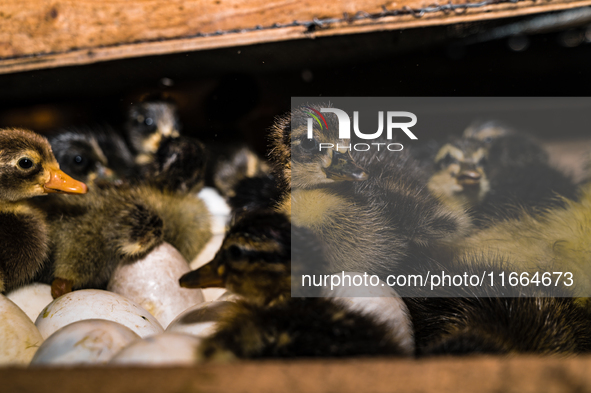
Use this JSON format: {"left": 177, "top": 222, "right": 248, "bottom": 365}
{"left": 190, "top": 234, "right": 225, "bottom": 271}
{"left": 0, "top": 295, "right": 44, "bottom": 365}
{"left": 36, "top": 289, "right": 163, "bottom": 339}
{"left": 321, "top": 272, "right": 415, "bottom": 356}
{"left": 166, "top": 300, "right": 232, "bottom": 338}
{"left": 107, "top": 242, "right": 205, "bottom": 328}
{"left": 110, "top": 333, "right": 201, "bottom": 366}
{"left": 197, "top": 187, "right": 231, "bottom": 235}
{"left": 7, "top": 283, "right": 53, "bottom": 323}
{"left": 202, "top": 288, "right": 227, "bottom": 302}
{"left": 191, "top": 187, "right": 230, "bottom": 270}
{"left": 30, "top": 319, "right": 139, "bottom": 366}
{"left": 216, "top": 291, "right": 241, "bottom": 302}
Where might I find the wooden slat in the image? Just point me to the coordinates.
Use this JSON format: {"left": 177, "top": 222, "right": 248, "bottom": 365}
{"left": 3, "top": 356, "right": 591, "bottom": 393}
{"left": 1, "top": 0, "right": 591, "bottom": 74}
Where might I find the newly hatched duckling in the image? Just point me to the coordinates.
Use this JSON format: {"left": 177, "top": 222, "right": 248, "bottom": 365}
{"left": 179, "top": 210, "right": 408, "bottom": 360}
{"left": 454, "top": 182, "right": 591, "bottom": 296}
{"left": 140, "top": 136, "right": 208, "bottom": 193}
{"left": 47, "top": 126, "right": 135, "bottom": 184}
{"left": 126, "top": 96, "right": 209, "bottom": 193}
{"left": 400, "top": 254, "right": 591, "bottom": 356}
{"left": 429, "top": 121, "right": 577, "bottom": 225}
{"left": 50, "top": 125, "right": 207, "bottom": 194}
{"left": 413, "top": 296, "right": 591, "bottom": 355}
{"left": 33, "top": 183, "right": 211, "bottom": 298}
{"left": 211, "top": 146, "right": 272, "bottom": 197}
{"left": 207, "top": 145, "right": 281, "bottom": 217}
{"left": 427, "top": 138, "right": 490, "bottom": 210}
{"left": 0, "top": 128, "right": 87, "bottom": 293}
{"left": 269, "top": 105, "right": 471, "bottom": 279}
{"left": 126, "top": 96, "right": 180, "bottom": 165}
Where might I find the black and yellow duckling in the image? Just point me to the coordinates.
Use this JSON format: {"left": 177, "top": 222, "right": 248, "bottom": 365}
{"left": 428, "top": 121, "right": 577, "bottom": 225}
{"left": 179, "top": 210, "right": 408, "bottom": 360}
{"left": 47, "top": 126, "right": 136, "bottom": 185}
{"left": 453, "top": 181, "right": 591, "bottom": 297}
{"left": 50, "top": 124, "right": 208, "bottom": 194}
{"left": 139, "top": 135, "right": 208, "bottom": 194}
{"left": 427, "top": 137, "right": 490, "bottom": 210}
{"left": 268, "top": 105, "right": 471, "bottom": 279}
{"left": 125, "top": 95, "right": 181, "bottom": 165}
{"left": 206, "top": 144, "right": 281, "bottom": 217}
{"left": 404, "top": 261, "right": 591, "bottom": 355}
{"left": 412, "top": 296, "right": 591, "bottom": 355}
{"left": 210, "top": 146, "right": 272, "bottom": 198}
{"left": 33, "top": 183, "right": 211, "bottom": 298}
{"left": 0, "top": 128, "right": 87, "bottom": 293}
{"left": 125, "top": 95, "right": 209, "bottom": 193}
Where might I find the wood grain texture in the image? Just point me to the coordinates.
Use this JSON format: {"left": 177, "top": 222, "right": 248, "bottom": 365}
{"left": 1, "top": 0, "right": 591, "bottom": 74}
{"left": 6, "top": 356, "right": 591, "bottom": 393}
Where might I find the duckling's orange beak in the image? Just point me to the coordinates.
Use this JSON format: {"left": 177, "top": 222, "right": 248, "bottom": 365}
{"left": 179, "top": 263, "right": 225, "bottom": 289}
{"left": 44, "top": 166, "right": 88, "bottom": 194}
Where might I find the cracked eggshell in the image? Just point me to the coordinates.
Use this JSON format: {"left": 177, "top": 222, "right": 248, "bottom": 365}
{"left": 7, "top": 283, "right": 53, "bottom": 323}
{"left": 30, "top": 319, "right": 140, "bottom": 366}
{"left": 0, "top": 295, "right": 44, "bottom": 365}
{"left": 107, "top": 242, "right": 205, "bottom": 328}
{"left": 35, "top": 289, "right": 163, "bottom": 339}
{"left": 110, "top": 333, "right": 201, "bottom": 366}
{"left": 166, "top": 300, "right": 232, "bottom": 338}
{"left": 321, "top": 272, "right": 415, "bottom": 356}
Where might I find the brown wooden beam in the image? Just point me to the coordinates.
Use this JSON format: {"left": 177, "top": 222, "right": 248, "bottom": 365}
{"left": 1, "top": 0, "right": 591, "bottom": 74}
{"left": 3, "top": 356, "right": 591, "bottom": 393}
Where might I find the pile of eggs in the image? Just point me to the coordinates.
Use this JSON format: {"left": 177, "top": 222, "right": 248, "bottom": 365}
{"left": 1, "top": 188, "right": 232, "bottom": 367}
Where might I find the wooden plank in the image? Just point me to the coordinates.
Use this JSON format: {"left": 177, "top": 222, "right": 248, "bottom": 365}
{"left": 1, "top": 0, "right": 591, "bottom": 74}
{"left": 3, "top": 356, "right": 591, "bottom": 393}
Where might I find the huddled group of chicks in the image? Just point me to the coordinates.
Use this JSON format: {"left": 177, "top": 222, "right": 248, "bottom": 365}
{"left": 3, "top": 99, "right": 591, "bottom": 361}
{"left": 0, "top": 95, "right": 215, "bottom": 299}
{"left": 182, "top": 104, "right": 591, "bottom": 359}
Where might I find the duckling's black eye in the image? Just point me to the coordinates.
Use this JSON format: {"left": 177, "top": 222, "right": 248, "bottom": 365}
{"left": 18, "top": 158, "right": 34, "bottom": 169}
{"left": 483, "top": 137, "right": 493, "bottom": 143}
{"left": 227, "top": 245, "right": 243, "bottom": 259}
{"left": 73, "top": 155, "right": 85, "bottom": 165}
{"left": 145, "top": 118, "right": 154, "bottom": 126}
{"left": 300, "top": 137, "right": 318, "bottom": 152}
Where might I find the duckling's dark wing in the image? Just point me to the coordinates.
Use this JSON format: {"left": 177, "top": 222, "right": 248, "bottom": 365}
{"left": 0, "top": 206, "right": 49, "bottom": 292}
{"left": 32, "top": 187, "right": 166, "bottom": 293}
{"left": 200, "top": 298, "right": 406, "bottom": 359}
